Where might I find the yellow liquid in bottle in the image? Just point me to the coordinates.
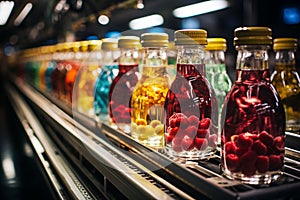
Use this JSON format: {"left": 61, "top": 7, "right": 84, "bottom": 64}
{"left": 76, "top": 64, "right": 101, "bottom": 116}
{"left": 271, "top": 63, "right": 300, "bottom": 132}
{"left": 131, "top": 66, "right": 169, "bottom": 148}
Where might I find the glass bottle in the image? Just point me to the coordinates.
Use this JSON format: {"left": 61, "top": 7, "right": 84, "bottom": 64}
{"left": 65, "top": 41, "right": 83, "bottom": 105}
{"left": 271, "top": 38, "right": 300, "bottom": 133}
{"left": 73, "top": 40, "right": 102, "bottom": 117}
{"left": 205, "top": 38, "right": 232, "bottom": 144}
{"left": 221, "top": 27, "right": 285, "bottom": 184}
{"left": 131, "top": 33, "right": 170, "bottom": 148}
{"left": 164, "top": 29, "right": 218, "bottom": 160}
{"left": 39, "top": 46, "right": 55, "bottom": 91}
{"left": 45, "top": 44, "right": 58, "bottom": 93}
{"left": 94, "top": 38, "right": 119, "bottom": 122}
{"left": 109, "top": 36, "right": 141, "bottom": 133}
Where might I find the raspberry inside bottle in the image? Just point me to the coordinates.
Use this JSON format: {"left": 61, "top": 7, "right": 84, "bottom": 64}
{"left": 221, "top": 27, "right": 285, "bottom": 184}
{"left": 164, "top": 29, "right": 218, "bottom": 161}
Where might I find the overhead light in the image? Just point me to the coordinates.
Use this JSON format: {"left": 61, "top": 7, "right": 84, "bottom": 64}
{"left": 98, "top": 15, "right": 109, "bottom": 25}
{"left": 173, "top": 0, "right": 229, "bottom": 18}
{"left": 129, "top": 14, "right": 164, "bottom": 30}
{"left": 0, "top": 1, "right": 15, "bottom": 25}
{"left": 14, "top": 3, "right": 33, "bottom": 26}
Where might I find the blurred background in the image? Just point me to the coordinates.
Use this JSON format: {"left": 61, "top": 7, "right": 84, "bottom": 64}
{"left": 0, "top": 0, "right": 300, "bottom": 78}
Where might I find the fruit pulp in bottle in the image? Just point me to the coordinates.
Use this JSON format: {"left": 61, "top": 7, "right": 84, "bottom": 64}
{"left": 271, "top": 64, "right": 300, "bottom": 132}
{"left": 164, "top": 64, "right": 218, "bottom": 159}
{"left": 94, "top": 65, "right": 118, "bottom": 121}
{"left": 109, "top": 64, "right": 139, "bottom": 133}
{"left": 65, "top": 61, "right": 80, "bottom": 104}
{"left": 131, "top": 66, "right": 169, "bottom": 148}
{"left": 221, "top": 69, "right": 285, "bottom": 184}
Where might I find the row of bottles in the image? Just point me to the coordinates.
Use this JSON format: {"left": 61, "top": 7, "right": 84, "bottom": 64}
{"left": 15, "top": 27, "right": 300, "bottom": 185}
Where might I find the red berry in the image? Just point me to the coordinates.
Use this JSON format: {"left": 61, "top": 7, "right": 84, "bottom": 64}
{"left": 181, "top": 136, "right": 195, "bottom": 151}
{"left": 208, "top": 134, "right": 217, "bottom": 147}
{"left": 225, "top": 141, "right": 237, "bottom": 154}
{"left": 185, "top": 126, "right": 198, "bottom": 138}
{"left": 197, "top": 129, "right": 209, "bottom": 138}
{"left": 177, "top": 116, "right": 189, "bottom": 129}
{"left": 188, "top": 115, "right": 199, "bottom": 127}
{"left": 269, "top": 155, "right": 282, "bottom": 171}
{"left": 168, "top": 127, "right": 179, "bottom": 136}
{"left": 255, "top": 156, "right": 269, "bottom": 173}
{"left": 169, "top": 118, "right": 177, "bottom": 128}
{"left": 252, "top": 140, "right": 268, "bottom": 155}
{"left": 259, "top": 131, "right": 274, "bottom": 146}
{"left": 165, "top": 132, "right": 173, "bottom": 144}
{"left": 240, "top": 151, "right": 257, "bottom": 176}
{"left": 194, "top": 138, "right": 208, "bottom": 150}
{"left": 236, "top": 147, "right": 248, "bottom": 157}
{"left": 274, "top": 136, "right": 284, "bottom": 152}
{"left": 240, "top": 150, "right": 257, "bottom": 168}
{"left": 199, "top": 118, "right": 211, "bottom": 129}
{"left": 226, "top": 154, "right": 239, "bottom": 171}
{"left": 241, "top": 165, "right": 256, "bottom": 177}
{"left": 236, "top": 133, "right": 253, "bottom": 149}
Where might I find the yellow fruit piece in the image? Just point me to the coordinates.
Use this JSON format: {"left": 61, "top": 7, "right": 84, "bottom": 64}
{"left": 136, "top": 119, "right": 147, "bottom": 126}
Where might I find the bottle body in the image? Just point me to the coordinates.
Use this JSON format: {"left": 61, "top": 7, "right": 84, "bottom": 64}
{"left": 94, "top": 48, "right": 119, "bottom": 121}
{"left": 164, "top": 45, "right": 218, "bottom": 160}
{"left": 221, "top": 45, "right": 285, "bottom": 184}
{"left": 74, "top": 50, "right": 102, "bottom": 117}
{"left": 109, "top": 46, "right": 140, "bottom": 133}
{"left": 271, "top": 49, "right": 300, "bottom": 133}
{"left": 131, "top": 47, "right": 170, "bottom": 148}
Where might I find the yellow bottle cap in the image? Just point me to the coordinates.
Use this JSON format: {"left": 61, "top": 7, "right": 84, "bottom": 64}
{"left": 174, "top": 29, "right": 207, "bottom": 45}
{"left": 141, "top": 33, "right": 169, "bottom": 47}
{"left": 205, "top": 38, "right": 227, "bottom": 51}
{"left": 87, "top": 40, "right": 102, "bottom": 51}
{"left": 72, "top": 41, "right": 81, "bottom": 52}
{"left": 234, "top": 27, "right": 272, "bottom": 45}
{"left": 101, "top": 38, "right": 118, "bottom": 51}
{"left": 118, "top": 36, "right": 140, "bottom": 49}
{"left": 273, "top": 38, "right": 298, "bottom": 50}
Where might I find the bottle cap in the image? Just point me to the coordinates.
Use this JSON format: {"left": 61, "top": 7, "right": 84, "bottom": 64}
{"left": 234, "top": 27, "right": 272, "bottom": 45}
{"left": 72, "top": 41, "right": 81, "bottom": 52}
{"left": 118, "top": 36, "right": 140, "bottom": 49}
{"left": 141, "top": 33, "right": 169, "bottom": 47}
{"left": 205, "top": 38, "right": 227, "bottom": 51}
{"left": 88, "top": 40, "right": 102, "bottom": 51}
{"left": 174, "top": 29, "right": 207, "bottom": 45}
{"left": 101, "top": 38, "right": 118, "bottom": 51}
{"left": 273, "top": 38, "right": 298, "bottom": 50}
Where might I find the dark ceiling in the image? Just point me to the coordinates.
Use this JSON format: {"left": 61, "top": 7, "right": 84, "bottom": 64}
{"left": 0, "top": 0, "right": 299, "bottom": 50}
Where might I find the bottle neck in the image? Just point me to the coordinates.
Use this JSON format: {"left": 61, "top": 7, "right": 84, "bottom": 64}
{"left": 236, "top": 45, "right": 270, "bottom": 71}
{"left": 118, "top": 48, "right": 140, "bottom": 73}
{"left": 176, "top": 45, "right": 206, "bottom": 75}
{"left": 141, "top": 47, "right": 168, "bottom": 77}
{"left": 102, "top": 50, "right": 120, "bottom": 66}
{"left": 275, "top": 49, "right": 296, "bottom": 70}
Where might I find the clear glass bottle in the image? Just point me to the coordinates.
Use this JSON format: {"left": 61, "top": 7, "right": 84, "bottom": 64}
{"left": 221, "top": 27, "right": 285, "bottom": 184}
{"left": 45, "top": 44, "right": 58, "bottom": 93}
{"left": 73, "top": 40, "right": 102, "bottom": 117}
{"left": 109, "top": 36, "right": 141, "bottom": 133}
{"left": 94, "top": 38, "right": 119, "bottom": 122}
{"left": 164, "top": 29, "right": 218, "bottom": 161}
{"left": 205, "top": 38, "right": 232, "bottom": 144}
{"left": 131, "top": 33, "right": 170, "bottom": 148}
{"left": 271, "top": 38, "right": 300, "bottom": 133}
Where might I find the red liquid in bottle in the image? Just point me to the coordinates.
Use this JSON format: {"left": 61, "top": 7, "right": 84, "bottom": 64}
{"left": 164, "top": 64, "right": 218, "bottom": 159}
{"left": 221, "top": 69, "right": 285, "bottom": 179}
{"left": 109, "top": 64, "right": 139, "bottom": 132}
{"left": 51, "top": 62, "right": 66, "bottom": 99}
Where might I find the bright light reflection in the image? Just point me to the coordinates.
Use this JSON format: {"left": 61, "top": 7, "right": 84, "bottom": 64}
{"left": 2, "top": 157, "right": 16, "bottom": 180}
{"left": 173, "top": 0, "right": 229, "bottom": 18}
{"left": 129, "top": 14, "right": 164, "bottom": 30}
{"left": 14, "top": 3, "right": 33, "bottom": 26}
{"left": 0, "top": 1, "right": 15, "bottom": 25}
{"left": 98, "top": 15, "right": 109, "bottom": 25}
